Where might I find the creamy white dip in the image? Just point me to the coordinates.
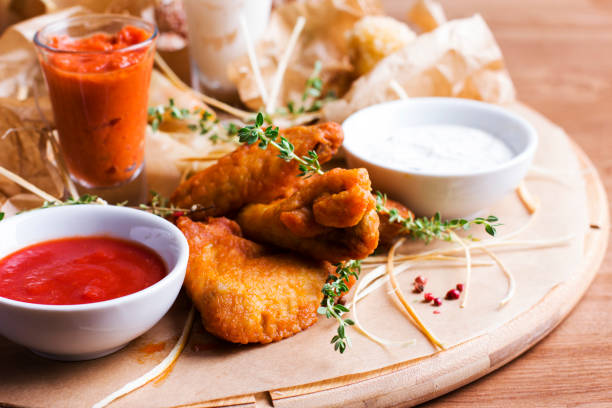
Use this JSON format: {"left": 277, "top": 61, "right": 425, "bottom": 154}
{"left": 365, "top": 125, "right": 515, "bottom": 174}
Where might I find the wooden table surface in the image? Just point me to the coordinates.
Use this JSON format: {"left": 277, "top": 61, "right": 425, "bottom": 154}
{"left": 384, "top": 0, "right": 612, "bottom": 406}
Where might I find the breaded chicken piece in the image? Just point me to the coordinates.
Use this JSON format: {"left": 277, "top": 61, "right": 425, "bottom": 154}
{"left": 377, "top": 196, "right": 414, "bottom": 248}
{"left": 236, "top": 168, "right": 380, "bottom": 263}
{"left": 177, "top": 216, "right": 333, "bottom": 344}
{"left": 171, "top": 122, "right": 343, "bottom": 218}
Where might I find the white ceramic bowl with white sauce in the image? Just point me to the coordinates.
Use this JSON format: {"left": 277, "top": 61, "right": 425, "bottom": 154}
{"left": 0, "top": 205, "right": 188, "bottom": 361}
{"left": 343, "top": 98, "right": 538, "bottom": 218}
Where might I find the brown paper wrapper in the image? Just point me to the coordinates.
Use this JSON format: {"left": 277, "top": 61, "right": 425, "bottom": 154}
{"left": 145, "top": 70, "right": 239, "bottom": 198}
{"left": 0, "top": 7, "right": 87, "bottom": 100}
{"left": 323, "top": 14, "right": 516, "bottom": 123}
{"left": 227, "top": 0, "right": 383, "bottom": 111}
{"left": 0, "top": 104, "right": 63, "bottom": 214}
{"left": 407, "top": 0, "right": 447, "bottom": 33}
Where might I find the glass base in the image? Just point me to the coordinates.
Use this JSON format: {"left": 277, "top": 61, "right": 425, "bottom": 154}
{"left": 189, "top": 57, "right": 240, "bottom": 103}
{"left": 72, "top": 165, "right": 148, "bottom": 206}
{"left": 70, "top": 161, "right": 144, "bottom": 190}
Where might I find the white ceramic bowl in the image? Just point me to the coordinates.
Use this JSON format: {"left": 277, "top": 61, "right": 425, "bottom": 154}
{"left": 343, "top": 98, "right": 538, "bottom": 218}
{"left": 0, "top": 205, "right": 188, "bottom": 361}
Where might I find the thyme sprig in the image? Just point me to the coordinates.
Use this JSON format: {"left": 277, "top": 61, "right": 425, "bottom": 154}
{"left": 148, "top": 99, "right": 238, "bottom": 145}
{"left": 225, "top": 122, "right": 239, "bottom": 137}
{"left": 138, "top": 191, "right": 210, "bottom": 218}
{"left": 283, "top": 61, "right": 337, "bottom": 115}
{"left": 238, "top": 112, "right": 323, "bottom": 177}
{"left": 375, "top": 192, "right": 501, "bottom": 243}
{"left": 28, "top": 192, "right": 205, "bottom": 219}
{"left": 318, "top": 260, "right": 361, "bottom": 353}
{"left": 139, "top": 191, "right": 183, "bottom": 218}
{"left": 42, "top": 193, "right": 108, "bottom": 208}
{"left": 303, "top": 60, "right": 323, "bottom": 100}
{"left": 148, "top": 98, "right": 192, "bottom": 132}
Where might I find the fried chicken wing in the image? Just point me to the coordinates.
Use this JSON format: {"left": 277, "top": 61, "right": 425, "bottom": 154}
{"left": 171, "top": 122, "right": 343, "bottom": 217}
{"left": 377, "top": 197, "right": 414, "bottom": 248}
{"left": 177, "top": 216, "right": 333, "bottom": 344}
{"left": 236, "top": 168, "right": 380, "bottom": 263}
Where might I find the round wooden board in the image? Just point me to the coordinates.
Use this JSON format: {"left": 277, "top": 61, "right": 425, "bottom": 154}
{"left": 197, "top": 107, "right": 609, "bottom": 408}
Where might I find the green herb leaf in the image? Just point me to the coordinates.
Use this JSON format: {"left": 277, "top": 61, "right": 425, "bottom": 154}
{"left": 236, "top": 113, "right": 323, "bottom": 178}
{"left": 225, "top": 123, "right": 239, "bottom": 136}
{"left": 255, "top": 112, "right": 264, "bottom": 127}
{"left": 318, "top": 260, "right": 361, "bottom": 353}
{"left": 148, "top": 100, "right": 222, "bottom": 137}
{"left": 151, "top": 118, "right": 160, "bottom": 132}
{"left": 281, "top": 60, "right": 334, "bottom": 115}
{"left": 375, "top": 191, "right": 502, "bottom": 243}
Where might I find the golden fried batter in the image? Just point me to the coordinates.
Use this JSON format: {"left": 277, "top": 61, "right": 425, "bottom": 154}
{"left": 177, "top": 216, "right": 333, "bottom": 344}
{"left": 236, "top": 168, "right": 380, "bottom": 263}
{"left": 377, "top": 197, "right": 414, "bottom": 248}
{"left": 171, "top": 122, "right": 344, "bottom": 217}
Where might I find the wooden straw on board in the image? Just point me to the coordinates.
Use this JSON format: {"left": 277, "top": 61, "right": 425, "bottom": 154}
{"left": 154, "top": 53, "right": 253, "bottom": 121}
{"left": 0, "top": 165, "right": 58, "bottom": 202}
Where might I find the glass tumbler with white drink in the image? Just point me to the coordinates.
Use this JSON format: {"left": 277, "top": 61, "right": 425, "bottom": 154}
{"left": 183, "top": 0, "right": 272, "bottom": 101}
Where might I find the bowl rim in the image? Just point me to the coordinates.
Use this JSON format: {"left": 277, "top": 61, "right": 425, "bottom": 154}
{"left": 0, "top": 204, "right": 188, "bottom": 312}
{"left": 342, "top": 97, "right": 539, "bottom": 178}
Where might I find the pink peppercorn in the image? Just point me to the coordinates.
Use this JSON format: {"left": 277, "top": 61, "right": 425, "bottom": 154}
{"left": 414, "top": 275, "right": 428, "bottom": 285}
{"left": 424, "top": 292, "right": 435, "bottom": 302}
{"left": 173, "top": 211, "right": 185, "bottom": 217}
{"left": 456, "top": 283, "right": 464, "bottom": 292}
{"left": 413, "top": 283, "right": 425, "bottom": 293}
{"left": 446, "top": 289, "right": 461, "bottom": 300}
{"left": 433, "top": 297, "right": 443, "bottom": 307}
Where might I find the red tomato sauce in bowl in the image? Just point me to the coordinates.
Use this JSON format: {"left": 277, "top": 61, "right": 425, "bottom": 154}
{"left": 0, "top": 237, "right": 166, "bottom": 305}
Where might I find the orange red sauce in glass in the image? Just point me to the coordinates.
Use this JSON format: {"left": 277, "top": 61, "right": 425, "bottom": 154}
{"left": 0, "top": 237, "right": 166, "bottom": 305}
{"left": 40, "top": 26, "right": 155, "bottom": 187}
